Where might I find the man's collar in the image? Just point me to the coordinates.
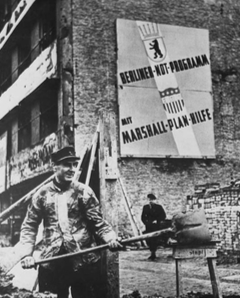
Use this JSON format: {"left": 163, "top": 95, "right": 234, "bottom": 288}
{"left": 53, "top": 177, "right": 71, "bottom": 191}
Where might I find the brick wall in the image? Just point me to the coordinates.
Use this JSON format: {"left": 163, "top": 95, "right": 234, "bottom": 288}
{"left": 186, "top": 181, "right": 240, "bottom": 252}
{"left": 72, "top": 0, "right": 240, "bottom": 237}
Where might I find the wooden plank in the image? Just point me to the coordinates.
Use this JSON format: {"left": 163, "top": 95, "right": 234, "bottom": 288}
{"left": 175, "top": 259, "right": 183, "bottom": 298}
{"left": 207, "top": 258, "right": 223, "bottom": 298}
{"left": 171, "top": 244, "right": 222, "bottom": 298}
{"left": 118, "top": 176, "right": 142, "bottom": 238}
{"left": 98, "top": 111, "right": 119, "bottom": 298}
{"left": 85, "top": 124, "right": 99, "bottom": 186}
{"left": 173, "top": 247, "right": 217, "bottom": 259}
{"left": 0, "top": 174, "right": 54, "bottom": 223}
{"left": 72, "top": 145, "right": 88, "bottom": 181}
{"left": 104, "top": 114, "right": 118, "bottom": 179}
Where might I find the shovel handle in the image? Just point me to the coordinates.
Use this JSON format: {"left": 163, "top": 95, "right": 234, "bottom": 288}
{"left": 35, "top": 228, "right": 173, "bottom": 265}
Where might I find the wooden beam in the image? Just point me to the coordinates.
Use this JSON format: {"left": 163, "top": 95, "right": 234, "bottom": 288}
{"left": 207, "top": 258, "right": 223, "bottom": 298}
{"left": 72, "top": 145, "right": 88, "bottom": 181}
{"left": 118, "top": 176, "right": 142, "bottom": 238}
{"left": 85, "top": 124, "right": 99, "bottom": 186}
{"left": 0, "top": 174, "right": 54, "bottom": 224}
{"left": 98, "top": 111, "right": 119, "bottom": 298}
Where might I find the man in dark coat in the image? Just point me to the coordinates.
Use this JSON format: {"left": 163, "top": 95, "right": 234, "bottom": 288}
{"left": 141, "top": 193, "right": 166, "bottom": 260}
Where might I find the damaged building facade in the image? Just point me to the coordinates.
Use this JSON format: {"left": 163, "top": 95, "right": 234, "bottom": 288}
{"left": 0, "top": 0, "right": 240, "bottom": 257}
{"left": 0, "top": 0, "right": 73, "bottom": 245}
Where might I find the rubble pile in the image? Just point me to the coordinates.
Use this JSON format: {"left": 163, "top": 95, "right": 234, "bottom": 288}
{"left": 122, "top": 290, "right": 240, "bottom": 298}
{"left": 186, "top": 182, "right": 240, "bottom": 251}
{"left": 0, "top": 268, "right": 56, "bottom": 298}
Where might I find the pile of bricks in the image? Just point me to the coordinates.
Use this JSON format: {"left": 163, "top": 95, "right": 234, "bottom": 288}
{"left": 186, "top": 181, "right": 240, "bottom": 252}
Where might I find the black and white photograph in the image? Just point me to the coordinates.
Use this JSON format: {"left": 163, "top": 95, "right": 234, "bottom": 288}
{"left": 0, "top": 0, "right": 240, "bottom": 297}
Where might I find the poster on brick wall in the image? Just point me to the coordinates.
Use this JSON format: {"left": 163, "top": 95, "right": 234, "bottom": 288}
{"left": 117, "top": 19, "right": 215, "bottom": 158}
{"left": 0, "top": 132, "right": 7, "bottom": 193}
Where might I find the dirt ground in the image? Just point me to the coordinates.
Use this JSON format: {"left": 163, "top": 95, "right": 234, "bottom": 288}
{"left": 119, "top": 247, "right": 240, "bottom": 298}
{"left": 1, "top": 246, "right": 240, "bottom": 297}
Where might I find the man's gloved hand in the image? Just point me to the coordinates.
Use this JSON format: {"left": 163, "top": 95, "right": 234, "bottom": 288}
{"left": 20, "top": 256, "right": 36, "bottom": 269}
{"left": 108, "top": 237, "right": 123, "bottom": 251}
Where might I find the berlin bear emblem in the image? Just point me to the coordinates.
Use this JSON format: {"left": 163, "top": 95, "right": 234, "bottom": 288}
{"left": 144, "top": 37, "right": 166, "bottom": 62}
{"left": 149, "top": 39, "right": 163, "bottom": 59}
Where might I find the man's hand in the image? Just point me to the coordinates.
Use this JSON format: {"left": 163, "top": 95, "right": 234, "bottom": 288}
{"left": 20, "top": 256, "right": 36, "bottom": 269}
{"left": 108, "top": 237, "right": 123, "bottom": 251}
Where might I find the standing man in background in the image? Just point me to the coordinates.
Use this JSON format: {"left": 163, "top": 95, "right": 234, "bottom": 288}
{"left": 141, "top": 193, "right": 166, "bottom": 260}
{"left": 19, "top": 146, "right": 121, "bottom": 298}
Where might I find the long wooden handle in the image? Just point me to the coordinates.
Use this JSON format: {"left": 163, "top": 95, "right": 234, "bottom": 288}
{"left": 35, "top": 228, "right": 172, "bottom": 265}
{"left": 0, "top": 175, "right": 54, "bottom": 224}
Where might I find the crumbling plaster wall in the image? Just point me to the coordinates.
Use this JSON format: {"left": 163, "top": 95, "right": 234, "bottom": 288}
{"left": 187, "top": 182, "right": 240, "bottom": 252}
{"left": 72, "top": 0, "right": 240, "bottom": 235}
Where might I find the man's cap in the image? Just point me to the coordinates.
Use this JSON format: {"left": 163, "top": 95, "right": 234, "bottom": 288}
{"left": 147, "top": 194, "right": 157, "bottom": 200}
{"left": 51, "top": 146, "right": 80, "bottom": 164}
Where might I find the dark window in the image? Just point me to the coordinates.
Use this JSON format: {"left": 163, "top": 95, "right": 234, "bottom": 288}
{"left": 0, "top": 1, "right": 11, "bottom": 31}
{"left": 7, "top": 128, "right": 12, "bottom": 159}
{"left": 0, "top": 1, "right": 56, "bottom": 94}
{"left": 18, "top": 29, "right": 31, "bottom": 76}
{"left": 40, "top": 94, "right": 58, "bottom": 140}
{"left": 31, "top": 20, "right": 40, "bottom": 62}
{"left": 11, "top": 0, "right": 21, "bottom": 12}
{"left": 18, "top": 103, "right": 31, "bottom": 151}
{"left": 0, "top": 0, "right": 21, "bottom": 32}
{"left": 11, "top": 46, "right": 18, "bottom": 84}
{"left": 31, "top": 2, "right": 56, "bottom": 63}
{"left": 17, "top": 88, "right": 58, "bottom": 152}
{"left": 0, "top": 55, "right": 11, "bottom": 95}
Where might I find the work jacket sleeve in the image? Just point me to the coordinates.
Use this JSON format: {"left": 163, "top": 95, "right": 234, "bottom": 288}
{"left": 19, "top": 192, "right": 43, "bottom": 257}
{"left": 82, "top": 187, "right": 117, "bottom": 243}
{"left": 157, "top": 205, "right": 166, "bottom": 223}
{"left": 141, "top": 205, "right": 148, "bottom": 225}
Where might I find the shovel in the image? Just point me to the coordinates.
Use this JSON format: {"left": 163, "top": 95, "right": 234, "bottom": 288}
{"left": 35, "top": 228, "right": 173, "bottom": 265}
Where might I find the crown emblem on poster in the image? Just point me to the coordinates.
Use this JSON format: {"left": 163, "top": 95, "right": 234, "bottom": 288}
{"left": 159, "top": 87, "right": 180, "bottom": 98}
{"left": 138, "top": 22, "right": 159, "bottom": 40}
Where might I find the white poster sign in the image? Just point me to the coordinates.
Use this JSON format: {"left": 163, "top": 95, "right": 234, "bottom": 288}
{"left": 117, "top": 19, "right": 215, "bottom": 158}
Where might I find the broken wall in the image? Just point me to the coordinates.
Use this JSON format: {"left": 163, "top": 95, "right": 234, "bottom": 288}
{"left": 187, "top": 181, "right": 240, "bottom": 252}
{"left": 72, "top": 0, "right": 240, "bottom": 237}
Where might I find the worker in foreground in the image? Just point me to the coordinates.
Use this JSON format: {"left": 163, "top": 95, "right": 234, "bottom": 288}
{"left": 19, "top": 146, "right": 122, "bottom": 298}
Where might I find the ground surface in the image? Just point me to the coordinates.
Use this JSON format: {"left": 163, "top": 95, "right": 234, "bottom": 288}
{"left": 1, "top": 247, "right": 240, "bottom": 297}
{"left": 119, "top": 247, "right": 240, "bottom": 298}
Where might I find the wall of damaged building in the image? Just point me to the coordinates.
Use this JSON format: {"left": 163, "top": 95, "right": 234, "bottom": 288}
{"left": 2, "top": 0, "right": 74, "bottom": 188}
{"left": 57, "top": 0, "right": 75, "bottom": 147}
{"left": 187, "top": 181, "right": 240, "bottom": 252}
{"left": 3, "top": 43, "right": 59, "bottom": 188}
{"left": 8, "top": 133, "right": 58, "bottom": 187}
{"left": 0, "top": 0, "right": 62, "bottom": 245}
{"left": 72, "top": 0, "right": 240, "bottom": 247}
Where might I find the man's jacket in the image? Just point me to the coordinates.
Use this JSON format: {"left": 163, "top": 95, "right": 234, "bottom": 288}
{"left": 19, "top": 179, "right": 116, "bottom": 266}
{"left": 141, "top": 203, "right": 166, "bottom": 232}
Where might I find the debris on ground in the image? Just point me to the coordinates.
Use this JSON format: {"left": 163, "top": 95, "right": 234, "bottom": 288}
{"left": 216, "top": 250, "right": 240, "bottom": 265}
{"left": 122, "top": 290, "right": 240, "bottom": 298}
{"left": 1, "top": 247, "right": 240, "bottom": 298}
{"left": 0, "top": 268, "right": 56, "bottom": 298}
